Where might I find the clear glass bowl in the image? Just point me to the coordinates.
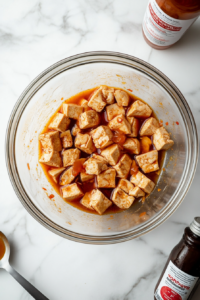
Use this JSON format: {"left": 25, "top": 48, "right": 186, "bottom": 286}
{"left": 5, "top": 51, "right": 198, "bottom": 244}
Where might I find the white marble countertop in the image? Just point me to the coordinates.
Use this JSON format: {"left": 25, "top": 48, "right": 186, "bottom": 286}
{"left": 0, "top": 1, "right": 200, "bottom": 299}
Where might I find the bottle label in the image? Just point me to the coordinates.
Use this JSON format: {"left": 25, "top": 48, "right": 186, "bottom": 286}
{"left": 155, "top": 261, "right": 199, "bottom": 300}
{"left": 143, "top": 0, "right": 197, "bottom": 46}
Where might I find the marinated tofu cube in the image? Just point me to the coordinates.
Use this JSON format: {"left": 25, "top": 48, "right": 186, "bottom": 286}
{"left": 91, "top": 126, "right": 113, "bottom": 149}
{"left": 39, "top": 150, "right": 62, "bottom": 167}
{"left": 75, "top": 133, "right": 96, "bottom": 154}
{"left": 129, "top": 186, "right": 145, "bottom": 198}
{"left": 72, "top": 123, "right": 81, "bottom": 136}
{"left": 79, "top": 110, "right": 99, "bottom": 129}
{"left": 90, "top": 189, "right": 112, "bottom": 215}
{"left": 118, "top": 179, "right": 134, "bottom": 195}
{"left": 62, "top": 183, "right": 83, "bottom": 201}
{"left": 80, "top": 99, "right": 89, "bottom": 111}
{"left": 114, "top": 154, "right": 132, "bottom": 178}
{"left": 80, "top": 192, "right": 94, "bottom": 210}
{"left": 83, "top": 157, "right": 108, "bottom": 175}
{"left": 153, "top": 127, "right": 174, "bottom": 150}
{"left": 127, "top": 100, "right": 152, "bottom": 118}
{"left": 62, "top": 148, "right": 81, "bottom": 167}
{"left": 136, "top": 150, "right": 159, "bottom": 173}
{"left": 112, "top": 187, "right": 135, "bottom": 209}
{"left": 63, "top": 103, "right": 83, "bottom": 119}
{"left": 48, "top": 113, "right": 70, "bottom": 132}
{"left": 130, "top": 171, "right": 155, "bottom": 193}
{"left": 92, "top": 154, "right": 108, "bottom": 163}
{"left": 106, "top": 103, "right": 125, "bottom": 121}
{"left": 108, "top": 114, "right": 131, "bottom": 134}
{"left": 39, "top": 131, "right": 62, "bottom": 152}
{"left": 48, "top": 167, "right": 65, "bottom": 183}
{"left": 101, "top": 86, "right": 115, "bottom": 104}
{"left": 59, "top": 167, "right": 76, "bottom": 185}
{"left": 60, "top": 130, "right": 73, "bottom": 148}
{"left": 80, "top": 171, "right": 95, "bottom": 182}
{"left": 97, "top": 168, "right": 116, "bottom": 188}
{"left": 140, "top": 117, "right": 160, "bottom": 136}
{"left": 127, "top": 117, "right": 139, "bottom": 137}
{"left": 88, "top": 89, "right": 106, "bottom": 112}
{"left": 101, "top": 144, "right": 121, "bottom": 166}
{"left": 123, "top": 138, "right": 140, "bottom": 154}
{"left": 114, "top": 90, "right": 129, "bottom": 106}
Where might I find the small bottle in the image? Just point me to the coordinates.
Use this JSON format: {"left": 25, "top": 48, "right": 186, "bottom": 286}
{"left": 143, "top": 0, "right": 200, "bottom": 50}
{"left": 154, "top": 217, "right": 200, "bottom": 300}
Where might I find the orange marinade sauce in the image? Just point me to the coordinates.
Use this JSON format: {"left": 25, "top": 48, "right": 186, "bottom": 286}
{"left": 0, "top": 237, "right": 6, "bottom": 260}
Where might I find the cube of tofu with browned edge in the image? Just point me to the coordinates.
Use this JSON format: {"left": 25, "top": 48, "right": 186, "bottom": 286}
{"left": 129, "top": 186, "right": 145, "bottom": 198}
{"left": 90, "top": 189, "right": 112, "bottom": 215}
{"left": 140, "top": 117, "right": 160, "bottom": 136}
{"left": 80, "top": 99, "right": 89, "bottom": 111}
{"left": 48, "top": 113, "right": 70, "bottom": 132}
{"left": 97, "top": 168, "right": 116, "bottom": 188}
{"left": 39, "top": 150, "right": 62, "bottom": 167}
{"left": 80, "top": 192, "right": 94, "bottom": 210}
{"left": 60, "top": 130, "right": 73, "bottom": 148}
{"left": 153, "top": 127, "right": 174, "bottom": 150}
{"left": 79, "top": 110, "right": 99, "bottom": 129}
{"left": 101, "top": 144, "right": 121, "bottom": 166}
{"left": 39, "top": 131, "right": 62, "bottom": 152}
{"left": 72, "top": 123, "right": 81, "bottom": 136}
{"left": 114, "top": 154, "right": 132, "bottom": 178}
{"left": 130, "top": 171, "right": 155, "bottom": 193}
{"left": 112, "top": 187, "right": 135, "bottom": 209}
{"left": 123, "top": 138, "right": 140, "bottom": 154}
{"left": 62, "top": 148, "right": 81, "bottom": 167}
{"left": 114, "top": 90, "right": 129, "bottom": 106}
{"left": 92, "top": 154, "right": 108, "bottom": 163}
{"left": 127, "top": 117, "right": 139, "bottom": 137}
{"left": 118, "top": 179, "right": 134, "bottom": 195}
{"left": 127, "top": 100, "right": 152, "bottom": 118}
{"left": 136, "top": 150, "right": 159, "bottom": 173}
{"left": 101, "top": 86, "right": 115, "bottom": 104}
{"left": 59, "top": 167, "right": 75, "bottom": 185}
{"left": 48, "top": 167, "right": 65, "bottom": 183}
{"left": 75, "top": 133, "right": 96, "bottom": 154}
{"left": 106, "top": 103, "right": 125, "bottom": 121}
{"left": 91, "top": 126, "right": 113, "bottom": 149}
{"left": 62, "top": 183, "right": 83, "bottom": 201}
{"left": 63, "top": 103, "right": 83, "bottom": 119}
{"left": 108, "top": 114, "right": 131, "bottom": 135}
{"left": 88, "top": 89, "right": 106, "bottom": 112}
{"left": 83, "top": 157, "right": 108, "bottom": 175}
{"left": 80, "top": 171, "right": 95, "bottom": 182}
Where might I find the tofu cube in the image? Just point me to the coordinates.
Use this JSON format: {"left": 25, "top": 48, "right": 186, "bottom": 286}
{"left": 48, "top": 113, "right": 70, "bottom": 132}
{"left": 80, "top": 192, "right": 94, "bottom": 210}
{"left": 48, "top": 167, "right": 65, "bottom": 183}
{"left": 62, "top": 148, "right": 81, "bottom": 167}
{"left": 91, "top": 126, "right": 113, "bottom": 149}
{"left": 80, "top": 171, "right": 95, "bottom": 182}
{"left": 62, "top": 183, "right": 83, "bottom": 201}
{"left": 90, "top": 189, "right": 112, "bottom": 215}
{"left": 114, "top": 90, "right": 129, "bottom": 106}
{"left": 129, "top": 186, "right": 145, "bottom": 198}
{"left": 114, "top": 154, "right": 132, "bottom": 178}
{"left": 60, "top": 130, "right": 73, "bottom": 148}
{"left": 80, "top": 99, "right": 89, "bottom": 111}
{"left": 127, "top": 117, "right": 139, "bottom": 137}
{"left": 153, "top": 127, "right": 174, "bottom": 150}
{"left": 59, "top": 167, "right": 75, "bottom": 185}
{"left": 140, "top": 117, "right": 160, "bottom": 136}
{"left": 79, "top": 110, "right": 99, "bottom": 129}
{"left": 63, "top": 103, "right": 83, "bottom": 119}
{"left": 72, "top": 123, "right": 81, "bottom": 136}
{"left": 136, "top": 150, "right": 159, "bottom": 173}
{"left": 101, "top": 86, "right": 115, "bottom": 104}
{"left": 101, "top": 144, "right": 121, "bottom": 166}
{"left": 75, "top": 133, "right": 96, "bottom": 154}
{"left": 118, "top": 179, "right": 134, "bottom": 195}
{"left": 39, "top": 150, "right": 62, "bottom": 167}
{"left": 130, "top": 171, "right": 155, "bottom": 193}
{"left": 92, "top": 154, "right": 108, "bottom": 163}
{"left": 112, "top": 187, "right": 135, "bottom": 209}
{"left": 108, "top": 114, "right": 131, "bottom": 135}
{"left": 127, "top": 100, "right": 152, "bottom": 118}
{"left": 88, "top": 89, "right": 106, "bottom": 112}
{"left": 83, "top": 157, "right": 108, "bottom": 175}
{"left": 39, "top": 131, "right": 62, "bottom": 152}
{"left": 97, "top": 168, "right": 116, "bottom": 188}
{"left": 106, "top": 103, "right": 125, "bottom": 121}
{"left": 123, "top": 138, "right": 140, "bottom": 154}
